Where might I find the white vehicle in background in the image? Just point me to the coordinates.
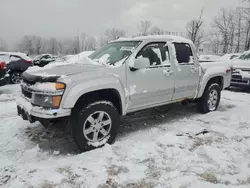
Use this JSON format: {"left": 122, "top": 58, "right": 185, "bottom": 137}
{"left": 198, "top": 54, "right": 222, "bottom": 62}
{"left": 220, "top": 53, "right": 241, "bottom": 61}
{"left": 230, "top": 50, "right": 250, "bottom": 88}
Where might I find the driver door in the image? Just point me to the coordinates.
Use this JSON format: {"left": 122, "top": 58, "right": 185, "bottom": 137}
{"left": 126, "top": 42, "right": 175, "bottom": 112}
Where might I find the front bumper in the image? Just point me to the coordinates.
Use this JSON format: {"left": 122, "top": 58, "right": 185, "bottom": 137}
{"left": 16, "top": 96, "right": 71, "bottom": 123}
{"left": 230, "top": 73, "right": 250, "bottom": 88}
{"left": 0, "top": 74, "right": 9, "bottom": 87}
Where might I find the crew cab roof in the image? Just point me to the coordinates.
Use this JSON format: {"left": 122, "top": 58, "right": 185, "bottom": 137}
{"left": 114, "top": 35, "right": 192, "bottom": 45}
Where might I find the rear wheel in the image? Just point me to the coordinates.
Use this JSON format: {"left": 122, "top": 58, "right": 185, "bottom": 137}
{"left": 196, "top": 83, "right": 221, "bottom": 114}
{"left": 9, "top": 71, "right": 22, "bottom": 84}
{"left": 71, "top": 101, "right": 120, "bottom": 152}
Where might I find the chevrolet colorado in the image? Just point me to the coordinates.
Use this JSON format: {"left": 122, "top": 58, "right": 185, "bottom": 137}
{"left": 16, "top": 35, "right": 232, "bottom": 151}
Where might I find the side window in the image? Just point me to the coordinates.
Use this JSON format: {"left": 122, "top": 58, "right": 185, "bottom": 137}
{"left": 136, "top": 42, "right": 170, "bottom": 67}
{"left": 173, "top": 43, "right": 193, "bottom": 64}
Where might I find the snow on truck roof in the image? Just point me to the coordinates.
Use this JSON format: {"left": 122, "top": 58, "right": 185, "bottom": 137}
{"left": 115, "top": 35, "right": 192, "bottom": 44}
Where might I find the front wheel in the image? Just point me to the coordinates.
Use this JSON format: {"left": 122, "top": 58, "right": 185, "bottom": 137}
{"left": 71, "top": 101, "right": 120, "bottom": 152}
{"left": 196, "top": 83, "right": 221, "bottom": 114}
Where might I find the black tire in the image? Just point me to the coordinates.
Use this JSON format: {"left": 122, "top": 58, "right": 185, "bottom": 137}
{"left": 71, "top": 100, "right": 120, "bottom": 152}
{"left": 196, "top": 83, "right": 221, "bottom": 114}
{"left": 9, "top": 71, "right": 23, "bottom": 84}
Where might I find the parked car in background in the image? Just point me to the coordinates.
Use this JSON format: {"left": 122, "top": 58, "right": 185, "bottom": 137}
{"left": 0, "top": 52, "right": 33, "bottom": 84}
{"left": 230, "top": 50, "right": 250, "bottom": 89}
{"left": 198, "top": 54, "right": 222, "bottom": 62}
{"left": 16, "top": 35, "right": 232, "bottom": 152}
{"left": 33, "top": 54, "right": 57, "bottom": 67}
{"left": 0, "top": 58, "right": 9, "bottom": 87}
{"left": 220, "top": 53, "right": 241, "bottom": 61}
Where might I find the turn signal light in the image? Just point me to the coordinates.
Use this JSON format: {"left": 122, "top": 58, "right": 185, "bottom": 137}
{"left": 55, "top": 83, "right": 65, "bottom": 90}
{"left": 52, "top": 96, "right": 62, "bottom": 107}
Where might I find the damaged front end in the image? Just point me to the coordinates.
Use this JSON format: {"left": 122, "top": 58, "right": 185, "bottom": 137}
{"left": 16, "top": 72, "right": 71, "bottom": 123}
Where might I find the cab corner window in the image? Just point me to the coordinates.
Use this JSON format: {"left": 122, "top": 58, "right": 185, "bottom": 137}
{"left": 136, "top": 42, "right": 170, "bottom": 67}
{"left": 174, "top": 43, "right": 193, "bottom": 64}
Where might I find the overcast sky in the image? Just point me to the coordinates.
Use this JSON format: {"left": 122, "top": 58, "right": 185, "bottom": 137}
{"left": 0, "top": 0, "right": 242, "bottom": 46}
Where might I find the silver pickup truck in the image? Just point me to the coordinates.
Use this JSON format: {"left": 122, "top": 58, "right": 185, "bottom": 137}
{"left": 16, "top": 35, "right": 232, "bottom": 151}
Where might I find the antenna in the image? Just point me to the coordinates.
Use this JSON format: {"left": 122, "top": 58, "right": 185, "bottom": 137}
{"left": 77, "top": 27, "right": 80, "bottom": 61}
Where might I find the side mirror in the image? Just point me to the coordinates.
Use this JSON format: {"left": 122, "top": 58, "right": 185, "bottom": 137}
{"left": 132, "top": 57, "right": 150, "bottom": 70}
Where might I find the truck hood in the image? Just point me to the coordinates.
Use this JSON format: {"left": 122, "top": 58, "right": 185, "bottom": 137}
{"left": 23, "top": 61, "right": 107, "bottom": 83}
{"left": 232, "top": 59, "right": 250, "bottom": 70}
{"left": 26, "top": 63, "right": 105, "bottom": 76}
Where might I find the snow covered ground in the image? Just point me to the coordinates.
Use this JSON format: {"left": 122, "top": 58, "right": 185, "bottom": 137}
{"left": 0, "top": 85, "right": 250, "bottom": 188}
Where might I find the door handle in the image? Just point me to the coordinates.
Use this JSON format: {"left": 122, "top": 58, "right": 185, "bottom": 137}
{"left": 163, "top": 69, "right": 173, "bottom": 76}
{"left": 190, "top": 66, "right": 198, "bottom": 73}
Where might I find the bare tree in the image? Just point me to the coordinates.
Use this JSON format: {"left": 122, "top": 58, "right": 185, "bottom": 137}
{"left": 104, "top": 28, "right": 126, "bottom": 42}
{"left": 84, "top": 36, "right": 97, "bottom": 51}
{"left": 235, "top": 8, "right": 243, "bottom": 52}
{"left": 72, "top": 36, "right": 80, "bottom": 54}
{"left": 32, "top": 36, "right": 43, "bottom": 55}
{"left": 80, "top": 33, "right": 87, "bottom": 51}
{"left": 208, "top": 32, "right": 221, "bottom": 54}
{"left": 98, "top": 35, "right": 109, "bottom": 47}
{"left": 244, "top": 20, "right": 250, "bottom": 50}
{"left": 18, "top": 35, "right": 34, "bottom": 54}
{"left": 186, "top": 8, "right": 205, "bottom": 49}
{"left": 137, "top": 20, "right": 151, "bottom": 36}
{"left": 0, "top": 37, "right": 8, "bottom": 51}
{"left": 150, "top": 26, "right": 165, "bottom": 35}
{"left": 47, "top": 37, "right": 59, "bottom": 55}
{"left": 212, "top": 8, "right": 236, "bottom": 54}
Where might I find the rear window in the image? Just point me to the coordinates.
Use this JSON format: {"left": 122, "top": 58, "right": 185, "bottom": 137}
{"left": 173, "top": 43, "right": 193, "bottom": 64}
{"left": 19, "top": 54, "right": 32, "bottom": 61}
{"left": 0, "top": 55, "right": 10, "bottom": 63}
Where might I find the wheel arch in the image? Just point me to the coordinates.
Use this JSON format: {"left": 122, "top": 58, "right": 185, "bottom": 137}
{"left": 74, "top": 89, "right": 123, "bottom": 115}
{"left": 197, "top": 75, "right": 224, "bottom": 98}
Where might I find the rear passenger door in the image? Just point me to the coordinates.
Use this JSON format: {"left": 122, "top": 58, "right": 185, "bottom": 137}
{"left": 172, "top": 43, "right": 200, "bottom": 100}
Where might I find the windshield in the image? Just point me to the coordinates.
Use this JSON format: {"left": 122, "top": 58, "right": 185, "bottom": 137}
{"left": 239, "top": 53, "right": 250, "bottom": 60}
{"left": 88, "top": 41, "right": 141, "bottom": 65}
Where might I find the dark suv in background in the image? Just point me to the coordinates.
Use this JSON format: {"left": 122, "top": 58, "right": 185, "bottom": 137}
{"left": 0, "top": 52, "right": 33, "bottom": 84}
{"left": 33, "top": 54, "right": 57, "bottom": 67}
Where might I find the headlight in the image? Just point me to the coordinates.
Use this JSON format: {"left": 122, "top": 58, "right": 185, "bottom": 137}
{"left": 28, "top": 82, "right": 66, "bottom": 109}
{"left": 33, "top": 95, "right": 62, "bottom": 108}
{"left": 30, "top": 82, "right": 66, "bottom": 92}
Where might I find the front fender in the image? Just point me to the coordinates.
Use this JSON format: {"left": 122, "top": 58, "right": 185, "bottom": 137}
{"left": 196, "top": 66, "right": 227, "bottom": 98}
{"left": 61, "top": 77, "right": 127, "bottom": 115}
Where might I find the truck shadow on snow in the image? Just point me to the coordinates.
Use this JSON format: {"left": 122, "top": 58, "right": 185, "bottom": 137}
{"left": 24, "top": 102, "right": 234, "bottom": 155}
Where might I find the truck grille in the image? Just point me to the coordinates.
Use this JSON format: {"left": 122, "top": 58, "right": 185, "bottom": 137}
{"left": 21, "top": 87, "right": 32, "bottom": 99}
{"left": 231, "top": 79, "right": 248, "bottom": 84}
{"left": 22, "top": 77, "right": 36, "bottom": 86}
{"left": 232, "top": 75, "right": 242, "bottom": 80}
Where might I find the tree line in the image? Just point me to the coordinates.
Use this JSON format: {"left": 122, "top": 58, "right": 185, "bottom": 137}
{"left": 186, "top": 0, "right": 250, "bottom": 54}
{"left": 1, "top": 1, "right": 250, "bottom": 55}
